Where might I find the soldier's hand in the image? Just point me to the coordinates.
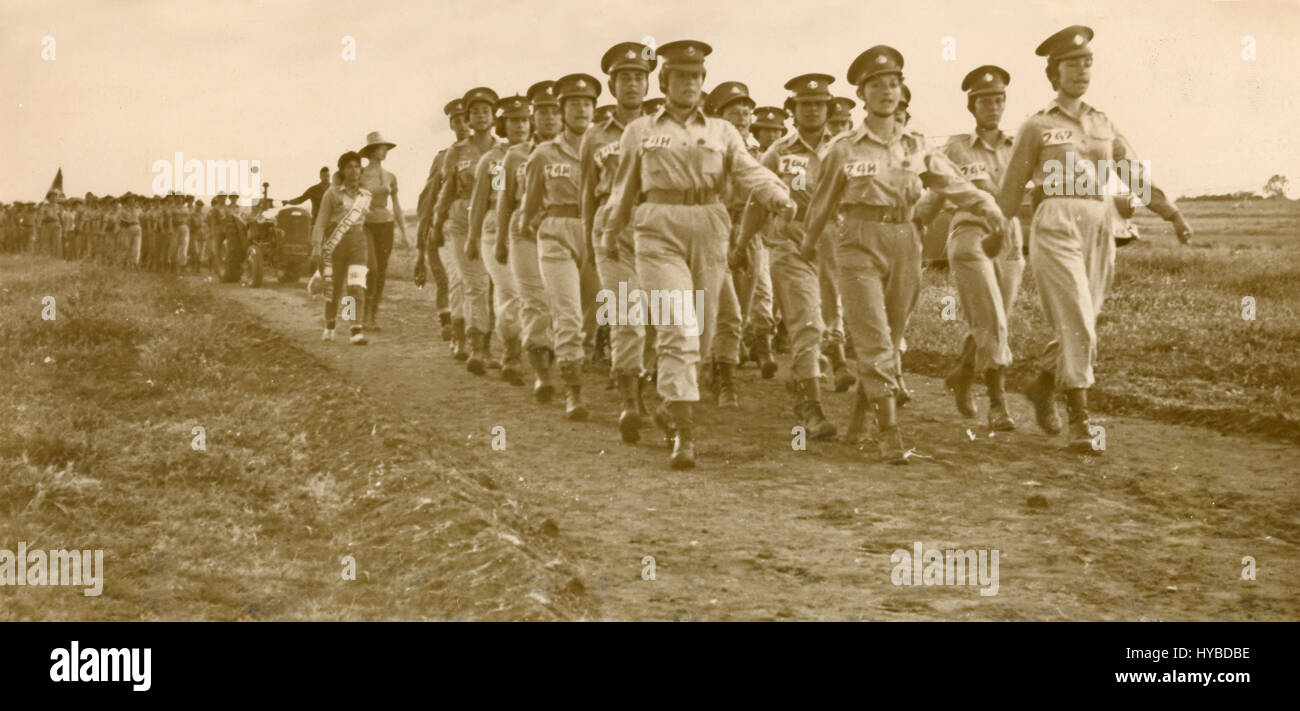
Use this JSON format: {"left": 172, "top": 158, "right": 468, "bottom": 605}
{"left": 981, "top": 227, "right": 1005, "bottom": 259}
{"left": 773, "top": 198, "right": 797, "bottom": 225}
{"left": 413, "top": 259, "right": 427, "bottom": 287}
{"left": 799, "top": 240, "right": 817, "bottom": 263}
{"left": 432, "top": 228, "right": 445, "bottom": 249}
{"left": 494, "top": 243, "right": 509, "bottom": 265}
{"left": 602, "top": 230, "right": 619, "bottom": 262}
{"left": 1171, "top": 213, "right": 1193, "bottom": 245}
{"left": 728, "top": 245, "right": 748, "bottom": 272}
{"left": 465, "top": 239, "right": 480, "bottom": 261}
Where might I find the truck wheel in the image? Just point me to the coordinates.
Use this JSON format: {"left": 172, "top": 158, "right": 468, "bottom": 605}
{"left": 240, "top": 244, "right": 264, "bottom": 288}
{"left": 218, "top": 235, "right": 242, "bottom": 283}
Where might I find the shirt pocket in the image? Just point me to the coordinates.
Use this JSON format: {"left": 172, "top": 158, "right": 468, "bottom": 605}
{"left": 695, "top": 141, "right": 726, "bottom": 186}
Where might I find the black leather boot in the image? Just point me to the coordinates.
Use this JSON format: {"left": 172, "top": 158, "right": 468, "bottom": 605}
{"left": 986, "top": 368, "right": 1015, "bottom": 431}
{"left": 617, "top": 373, "right": 641, "bottom": 444}
{"left": 1024, "top": 370, "right": 1062, "bottom": 435}
{"left": 800, "top": 378, "right": 837, "bottom": 440}
{"left": 873, "top": 395, "right": 908, "bottom": 465}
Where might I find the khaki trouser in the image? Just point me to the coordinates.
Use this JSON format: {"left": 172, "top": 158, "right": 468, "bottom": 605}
{"left": 595, "top": 202, "right": 646, "bottom": 376}
{"left": 508, "top": 208, "right": 554, "bottom": 351}
{"left": 125, "top": 224, "right": 143, "bottom": 266}
{"left": 1029, "top": 198, "right": 1113, "bottom": 390}
{"left": 448, "top": 199, "right": 490, "bottom": 333}
{"left": 947, "top": 215, "right": 1024, "bottom": 373}
{"left": 175, "top": 224, "right": 191, "bottom": 267}
{"left": 742, "top": 238, "right": 775, "bottom": 336}
{"left": 41, "top": 223, "right": 62, "bottom": 258}
{"left": 768, "top": 237, "right": 824, "bottom": 380}
{"left": 837, "top": 219, "right": 921, "bottom": 400}
{"left": 480, "top": 209, "right": 521, "bottom": 343}
{"left": 633, "top": 201, "right": 731, "bottom": 403}
{"left": 818, "top": 219, "right": 845, "bottom": 345}
{"left": 537, "top": 215, "right": 587, "bottom": 365}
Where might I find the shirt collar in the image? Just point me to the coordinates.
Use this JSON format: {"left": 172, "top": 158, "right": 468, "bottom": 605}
{"left": 788, "top": 127, "right": 833, "bottom": 155}
{"left": 1044, "top": 97, "right": 1094, "bottom": 121}
{"left": 969, "top": 129, "right": 1011, "bottom": 152}
{"left": 854, "top": 121, "right": 897, "bottom": 147}
{"left": 655, "top": 103, "right": 708, "bottom": 127}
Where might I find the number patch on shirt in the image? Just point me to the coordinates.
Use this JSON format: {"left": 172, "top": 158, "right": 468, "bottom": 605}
{"left": 642, "top": 135, "right": 672, "bottom": 149}
{"left": 843, "top": 161, "right": 878, "bottom": 178}
{"left": 544, "top": 163, "right": 573, "bottom": 179}
{"left": 959, "top": 162, "right": 989, "bottom": 178}
{"left": 778, "top": 155, "right": 810, "bottom": 175}
{"left": 1040, "top": 129, "right": 1073, "bottom": 146}
{"left": 595, "top": 143, "right": 620, "bottom": 162}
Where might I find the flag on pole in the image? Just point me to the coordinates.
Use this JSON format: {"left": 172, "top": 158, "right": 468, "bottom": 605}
{"left": 46, "top": 167, "right": 64, "bottom": 200}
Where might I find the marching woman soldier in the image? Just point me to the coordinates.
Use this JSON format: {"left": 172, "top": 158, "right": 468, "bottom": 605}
{"left": 603, "top": 40, "right": 795, "bottom": 469}
{"left": 706, "top": 80, "right": 761, "bottom": 406}
{"left": 735, "top": 72, "right": 842, "bottom": 441}
{"left": 997, "top": 26, "right": 1194, "bottom": 452}
{"left": 521, "top": 73, "right": 600, "bottom": 421}
{"left": 416, "top": 99, "right": 470, "bottom": 343}
{"left": 828, "top": 97, "right": 855, "bottom": 136}
{"left": 914, "top": 65, "right": 1024, "bottom": 432}
{"left": 467, "top": 95, "right": 532, "bottom": 384}
{"left": 311, "top": 151, "right": 373, "bottom": 345}
{"left": 803, "top": 45, "right": 1004, "bottom": 465}
{"left": 433, "top": 87, "right": 501, "bottom": 367}
{"left": 500, "top": 81, "right": 563, "bottom": 404}
{"left": 582, "top": 41, "right": 656, "bottom": 443}
{"left": 750, "top": 106, "right": 788, "bottom": 153}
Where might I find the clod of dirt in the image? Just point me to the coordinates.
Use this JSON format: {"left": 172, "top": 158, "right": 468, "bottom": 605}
{"left": 1026, "top": 494, "right": 1049, "bottom": 509}
{"left": 562, "top": 578, "right": 586, "bottom": 596}
{"left": 538, "top": 518, "right": 560, "bottom": 536}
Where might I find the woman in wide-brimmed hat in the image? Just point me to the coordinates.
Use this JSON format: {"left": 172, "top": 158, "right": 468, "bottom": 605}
{"left": 358, "top": 131, "right": 407, "bottom": 330}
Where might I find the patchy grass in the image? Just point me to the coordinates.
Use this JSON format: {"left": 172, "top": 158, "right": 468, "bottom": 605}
{"left": 0, "top": 256, "right": 592, "bottom": 620}
{"left": 906, "top": 200, "right": 1300, "bottom": 442}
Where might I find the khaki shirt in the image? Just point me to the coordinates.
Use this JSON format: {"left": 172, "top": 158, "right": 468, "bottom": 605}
{"left": 804, "top": 122, "right": 995, "bottom": 243}
{"left": 603, "top": 105, "right": 789, "bottom": 239}
{"left": 997, "top": 99, "right": 1176, "bottom": 220}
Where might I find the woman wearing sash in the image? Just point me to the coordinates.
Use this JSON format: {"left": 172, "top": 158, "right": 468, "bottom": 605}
{"left": 311, "top": 151, "right": 373, "bottom": 345}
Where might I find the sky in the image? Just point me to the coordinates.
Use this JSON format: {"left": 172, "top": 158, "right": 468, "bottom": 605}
{"left": 4, "top": 0, "right": 1299, "bottom": 202}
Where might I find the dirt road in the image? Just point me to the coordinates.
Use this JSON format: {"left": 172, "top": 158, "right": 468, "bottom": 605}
{"left": 224, "top": 278, "right": 1299, "bottom": 621}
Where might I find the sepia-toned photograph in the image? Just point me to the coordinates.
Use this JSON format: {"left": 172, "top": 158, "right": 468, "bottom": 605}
{"left": 2, "top": 0, "right": 1296, "bottom": 685}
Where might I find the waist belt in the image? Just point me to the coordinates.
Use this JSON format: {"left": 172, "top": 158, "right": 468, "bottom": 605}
{"left": 841, "top": 204, "right": 912, "bottom": 223}
{"left": 641, "top": 188, "right": 719, "bottom": 206}
{"left": 1031, "top": 186, "right": 1104, "bottom": 211}
{"left": 544, "top": 204, "right": 580, "bottom": 219}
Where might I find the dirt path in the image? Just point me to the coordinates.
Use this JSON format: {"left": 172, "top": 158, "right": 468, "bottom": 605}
{"left": 221, "top": 277, "right": 1299, "bottom": 621}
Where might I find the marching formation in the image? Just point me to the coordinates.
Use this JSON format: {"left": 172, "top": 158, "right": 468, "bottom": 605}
{"left": 3, "top": 25, "right": 1198, "bottom": 473}
{"left": 0, "top": 189, "right": 231, "bottom": 274}
{"left": 400, "top": 27, "right": 1198, "bottom": 470}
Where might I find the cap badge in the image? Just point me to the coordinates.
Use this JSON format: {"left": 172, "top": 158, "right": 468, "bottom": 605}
{"left": 984, "top": 73, "right": 993, "bottom": 82}
{"left": 808, "top": 80, "right": 817, "bottom": 88}
{"left": 1073, "top": 34, "right": 1083, "bottom": 45}
{"left": 685, "top": 46, "right": 695, "bottom": 55}
{"left": 576, "top": 79, "right": 585, "bottom": 88}
{"left": 626, "top": 49, "right": 636, "bottom": 59}
{"left": 876, "top": 55, "right": 887, "bottom": 64}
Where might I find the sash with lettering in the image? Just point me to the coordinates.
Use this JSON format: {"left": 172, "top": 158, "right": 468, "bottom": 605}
{"left": 321, "top": 188, "right": 372, "bottom": 277}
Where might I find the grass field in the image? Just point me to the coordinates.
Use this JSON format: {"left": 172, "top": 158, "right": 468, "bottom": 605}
{"left": 0, "top": 258, "right": 591, "bottom": 620}
{"left": 395, "top": 199, "right": 1300, "bottom": 441}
